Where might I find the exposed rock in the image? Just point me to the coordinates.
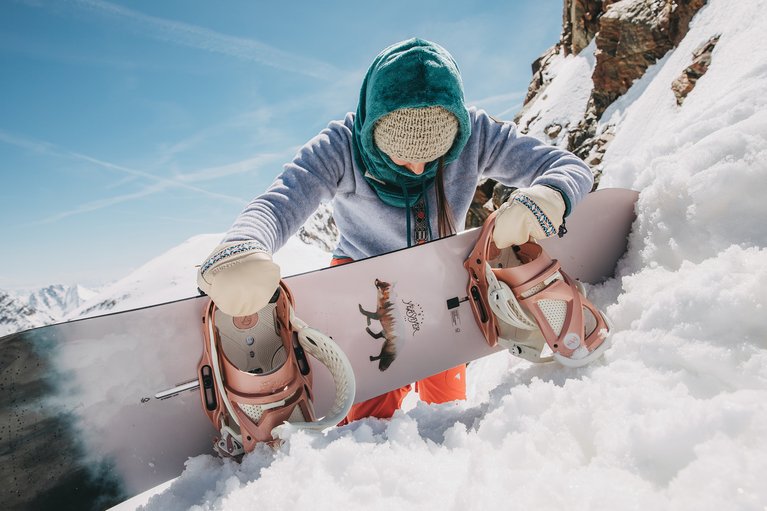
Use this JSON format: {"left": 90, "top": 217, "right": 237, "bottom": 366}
{"left": 545, "top": 123, "right": 564, "bottom": 139}
{"left": 521, "top": 0, "right": 610, "bottom": 114}
{"left": 591, "top": 0, "right": 707, "bottom": 118}
{"left": 562, "top": 0, "right": 618, "bottom": 55}
{"left": 464, "top": 179, "right": 497, "bottom": 229}
{"left": 491, "top": 182, "right": 515, "bottom": 209}
{"left": 671, "top": 34, "right": 720, "bottom": 105}
{"left": 479, "top": 0, "right": 709, "bottom": 219}
{"left": 520, "top": 45, "right": 563, "bottom": 109}
{"left": 579, "top": 126, "right": 616, "bottom": 188}
{"left": 456, "top": 2, "right": 708, "bottom": 228}
{"left": 464, "top": 179, "right": 519, "bottom": 230}
{"left": 517, "top": 111, "right": 540, "bottom": 134}
{"left": 563, "top": 0, "right": 707, "bottom": 185}
{"left": 74, "top": 297, "right": 124, "bottom": 318}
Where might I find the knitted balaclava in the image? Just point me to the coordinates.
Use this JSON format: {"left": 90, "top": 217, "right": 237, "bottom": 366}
{"left": 374, "top": 106, "right": 459, "bottom": 164}
{"left": 352, "top": 38, "right": 471, "bottom": 208}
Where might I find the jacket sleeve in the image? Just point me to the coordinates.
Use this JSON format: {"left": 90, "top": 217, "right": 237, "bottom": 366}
{"left": 471, "top": 109, "right": 593, "bottom": 216}
{"left": 222, "top": 120, "right": 351, "bottom": 253}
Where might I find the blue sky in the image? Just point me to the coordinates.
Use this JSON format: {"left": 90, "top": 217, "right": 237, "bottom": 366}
{"left": 0, "top": 0, "right": 563, "bottom": 289}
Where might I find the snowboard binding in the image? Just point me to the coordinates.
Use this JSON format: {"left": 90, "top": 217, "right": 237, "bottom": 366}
{"left": 198, "top": 280, "right": 355, "bottom": 457}
{"left": 465, "top": 210, "right": 612, "bottom": 367}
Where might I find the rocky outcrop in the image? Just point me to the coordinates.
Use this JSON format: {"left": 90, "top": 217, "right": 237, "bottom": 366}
{"left": 470, "top": 0, "right": 709, "bottom": 223}
{"left": 465, "top": 180, "right": 502, "bottom": 229}
{"left": 522, "top": 45, "right": 563, "bottom": 107}
{"left": 570, "top": 0, "right": 707, "bottom": 181}
{"left": 590, "top": 0, "right": 707, "bottom": 118}
{"left": 562, "top": 0, "right": 618, "bottom": 56}
{"left": 671, "top": 34, "right": 720, "bottom": 105}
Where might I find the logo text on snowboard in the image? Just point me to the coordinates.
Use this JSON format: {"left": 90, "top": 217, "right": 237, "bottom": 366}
{"left": 402, "top": 299, "right": 424, "bottom": 336}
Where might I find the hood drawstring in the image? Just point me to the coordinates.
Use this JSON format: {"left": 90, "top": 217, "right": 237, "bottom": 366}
{"left": 422, "top": 181, "right": 434, "bottom": 242}
{"left": 402, "top": 184, "right": 412, "bottom": 248}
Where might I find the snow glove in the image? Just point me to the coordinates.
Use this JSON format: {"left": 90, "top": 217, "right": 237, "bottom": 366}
{"left": 492, "top": 185, "right": 566, "bottom": 248}
{"left": 197, "top": 241, "right": 281, "bottom": 317}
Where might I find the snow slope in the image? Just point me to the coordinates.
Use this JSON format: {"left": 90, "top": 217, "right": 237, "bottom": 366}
{"left": 134, "top": 2, "right": 767, "bottom": 509}
{"left": 516, "top": 38, "right": 596, "bottom": 147}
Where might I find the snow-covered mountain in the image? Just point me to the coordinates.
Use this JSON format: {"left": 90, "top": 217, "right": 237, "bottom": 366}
{"left": 0, "top": 284, "right": 96, "bottom": 336}
{"left": 0, "top": 290, "right": 55, "bottom": 337}
{"left": 122, "top": 1, "right": 766, "bottom": 510}
{"left": 25, "top": 284, "right": 97, "bottom": 319}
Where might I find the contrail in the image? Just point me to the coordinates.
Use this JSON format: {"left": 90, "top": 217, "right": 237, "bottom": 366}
{"left": 58, "top": 0, "right": 342, "bottom": 80}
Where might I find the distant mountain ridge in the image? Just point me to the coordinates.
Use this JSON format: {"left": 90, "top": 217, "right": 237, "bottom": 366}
{"left": 0, "top": 290, "right": 53, "bottom": 336}
{"left": 26, "top": 284, "right": 98, "bottom": 320}
{"left": 0, "top": 285, "right": 88, "bottom": 337}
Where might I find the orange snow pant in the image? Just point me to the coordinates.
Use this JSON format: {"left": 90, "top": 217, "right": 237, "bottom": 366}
{"left": 330, "top": 256, "right": 467, "bottom": 423}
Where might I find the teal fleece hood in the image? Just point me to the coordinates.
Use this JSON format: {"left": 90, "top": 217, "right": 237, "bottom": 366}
{"left": 352, "top": 38, "right": 472, "bottom": 208}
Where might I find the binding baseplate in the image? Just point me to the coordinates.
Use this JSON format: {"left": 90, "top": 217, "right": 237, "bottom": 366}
{"left": 465, "top": 209, "right": 612, "bottom": 367}
{"left": 198, "top": 280, "right": 355, "bottom": 457}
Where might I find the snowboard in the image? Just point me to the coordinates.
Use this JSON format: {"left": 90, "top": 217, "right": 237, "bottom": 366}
{"left": 0, "top": 188, "right": 638, "bottom": 511}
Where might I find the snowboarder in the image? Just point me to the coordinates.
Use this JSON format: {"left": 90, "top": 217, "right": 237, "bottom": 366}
{"left": 197, "top": 38, "right": 594, "bottom": 422}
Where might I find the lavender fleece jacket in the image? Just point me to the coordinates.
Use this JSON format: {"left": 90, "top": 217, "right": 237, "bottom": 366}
{"left": 223, "top": 107, "right": 594, "bottom": 261}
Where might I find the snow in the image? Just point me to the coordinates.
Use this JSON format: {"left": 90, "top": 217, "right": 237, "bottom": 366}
{"left": 112, "top": 1, "right": 767, "bottom": 509}
{"left": 516, "top": 38, "right": 596, "bottom": 147}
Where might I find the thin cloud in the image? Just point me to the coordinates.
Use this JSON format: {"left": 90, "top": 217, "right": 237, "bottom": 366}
{"left": 62, "top": 0, "right": 341, "bottom": 80}
{"left": 468, "top": 90, "right": 526, "bottom": 107}
{"left": 32, "top": 182, "right": 170, "bottom": 224}
{"left": 104, "top": 174, "right": 140, "bottom": 190}
{"left": 67, "top": 152, "right": 259, "bottom": 205}
{"left": 0, "top": 129, "right": 257, "bottom": 223}
{"left": 175, "top": 153, "right": 288, "bottom": 183}
{"left": 0, "top": 29, "right": 160, "bottom": 71}
{"left": 467, "top": 91, "right": 527, "bottom": 120}
{"left": 0, "top": 129, "right": 64, "bottom": 156}
{"left": 0, "top": 129, "right": 246, "bottom": 202}
{"left": 30, "top": 179, "right": 237, "bottom": 225}
{"left": 150, "top": 71, "right": 362, "bottom": 172}
{"left": 495, "top": 103, "right": 526, "bottom": 119}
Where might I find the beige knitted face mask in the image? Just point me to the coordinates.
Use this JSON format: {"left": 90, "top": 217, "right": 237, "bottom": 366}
{"left": 373, "top": 106, "right": 459, "bottom": 163}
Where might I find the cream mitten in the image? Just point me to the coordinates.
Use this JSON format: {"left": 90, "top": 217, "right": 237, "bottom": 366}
{"left": 197, "top": 241, "right": 281, "bottom": 317}
{"left": 492, "top": 185, "right": 566, "bottom": 248}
